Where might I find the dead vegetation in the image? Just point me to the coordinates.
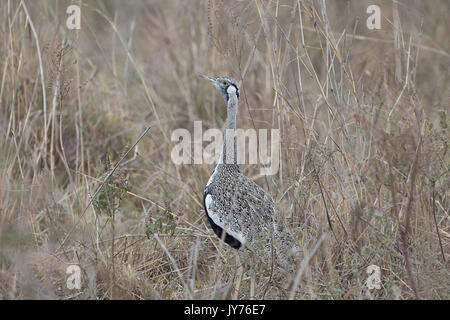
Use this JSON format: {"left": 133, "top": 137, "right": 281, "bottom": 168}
{"left": 0, "top": 0, "right": 448, "bottom": 299}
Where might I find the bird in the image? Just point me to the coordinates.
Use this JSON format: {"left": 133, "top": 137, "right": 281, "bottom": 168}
{"left": 201, "top": 75, "right": 295, "bottom": 273}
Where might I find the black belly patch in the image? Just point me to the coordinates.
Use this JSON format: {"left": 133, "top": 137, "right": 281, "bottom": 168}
{"left": 203, "top": 192, "right": 242, "bottom": 249}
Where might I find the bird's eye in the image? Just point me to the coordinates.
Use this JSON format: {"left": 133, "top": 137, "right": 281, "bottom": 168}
{"left": 222, "top": 81, "right": 228, "bottom": 86}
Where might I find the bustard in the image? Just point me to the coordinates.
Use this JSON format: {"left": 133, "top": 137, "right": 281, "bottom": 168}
{"left": 202, "top": 76, "right": 294, "bottom": 272}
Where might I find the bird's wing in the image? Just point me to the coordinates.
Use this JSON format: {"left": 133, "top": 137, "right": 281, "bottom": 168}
{"left": 234, "top": 173, "right": 280, "bottom": 222}
{"left": 204, "top": 193, "right": 246, "bottom": 246}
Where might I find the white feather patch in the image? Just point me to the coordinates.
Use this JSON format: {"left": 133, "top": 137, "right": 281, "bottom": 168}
{"left": 227, "top": 85, "right": 236, "bottom": 95}
{"left": 205, "top": 194, "right": 246, "bottom": 246}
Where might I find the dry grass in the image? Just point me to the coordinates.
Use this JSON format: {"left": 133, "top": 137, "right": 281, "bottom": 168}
{"left": 0, "top": 0, "right": 448, "bottom": 300}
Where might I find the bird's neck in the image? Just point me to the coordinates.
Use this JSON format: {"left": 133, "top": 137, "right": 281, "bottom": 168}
{"left": 219, "top": 93, "right": 239, "bottom": 169}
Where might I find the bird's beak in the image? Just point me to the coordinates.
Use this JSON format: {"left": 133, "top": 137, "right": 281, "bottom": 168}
{"left": 201, "top": 75, "right": 216, "bottom": 83}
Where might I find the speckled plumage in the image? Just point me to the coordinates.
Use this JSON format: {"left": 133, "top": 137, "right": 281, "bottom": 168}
{"left": 202, "top": 76, "right": 295, "bottom": 272}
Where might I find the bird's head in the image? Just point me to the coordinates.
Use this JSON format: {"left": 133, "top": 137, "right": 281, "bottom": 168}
{"left": 202, "top": 75, "right": 239, "bottom": 101}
